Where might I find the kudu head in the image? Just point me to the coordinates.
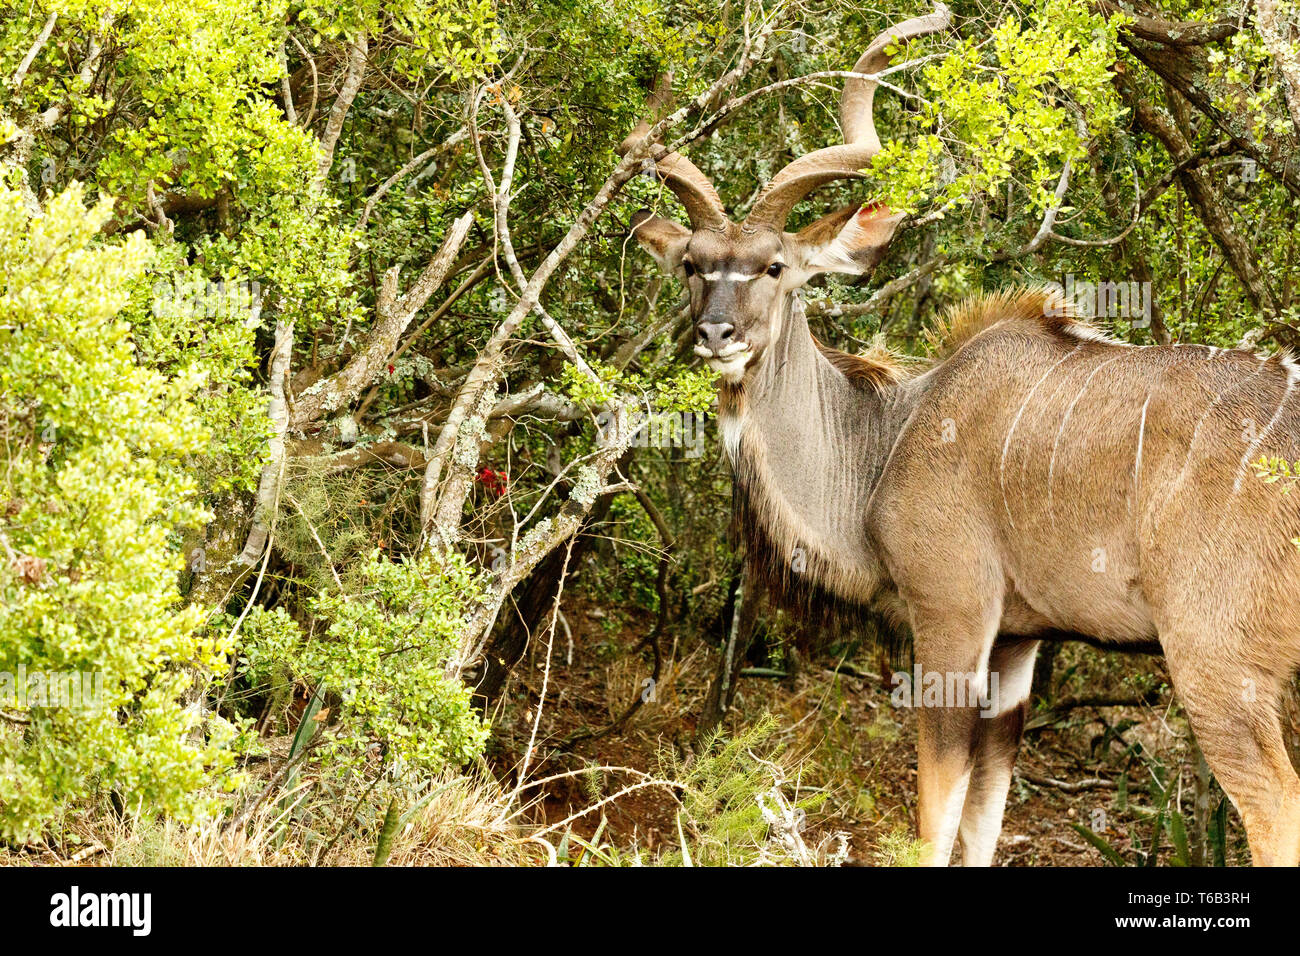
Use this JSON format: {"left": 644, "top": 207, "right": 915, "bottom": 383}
{"left": 622, "top": 6, "right": 951, "bottom": 382}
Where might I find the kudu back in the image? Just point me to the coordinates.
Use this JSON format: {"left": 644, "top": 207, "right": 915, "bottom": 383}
{"left": 623, "top": 5, "right": 1300, "bottom": 865}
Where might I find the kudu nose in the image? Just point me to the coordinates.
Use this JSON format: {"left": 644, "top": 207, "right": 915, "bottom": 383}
{"left": 696, "top": 321, "right": 735, "bottom": 356}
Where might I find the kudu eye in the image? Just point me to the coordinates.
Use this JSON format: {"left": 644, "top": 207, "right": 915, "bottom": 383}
{"left": 766, "top": 262, "right": 785, "bottom": 278}
{"left": 682, "top": 261, "right": 696, "bottom": 278}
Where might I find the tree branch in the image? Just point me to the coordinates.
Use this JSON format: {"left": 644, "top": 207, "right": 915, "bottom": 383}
{"left": 316, "top": 34, "right": 368, "bottom": 184}
{"left": 1255, "top": 0, "right": 1300, "bottom": 131}
{"left": 291, "top": 211, "right": 473, "bottom": 429}
{"left": 11, "top": 10, "right": 57, "bottom": 89}
{"left": 356, "top": 128, "right": 467, "bottom": 230}
{"left": 420, "top": 11, "right": 781, "bottom": 548}
{"left": 238, "top": 317, "right": 295, "bottom": 567}
{"left": 1119, "top": 75, "right": 1279, "bottom": 316}
{"left": 805, "top": 254, "right": 948, "bottom": 320}
{"left": 1122, "top": 35, "right": 1300, "bottom": 198}
{"left": 1093, "top": 1, "right": 1240, "bottom": 46}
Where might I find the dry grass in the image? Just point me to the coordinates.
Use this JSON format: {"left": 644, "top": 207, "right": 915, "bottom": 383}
{"left": 343, "top": 773, "right": 542, "bottom": 867}
{"left": 601, "top": 644, "right": 705, "bottom": 733}
{"left": 2, "top": 771, "right": 543, "bottom": 867}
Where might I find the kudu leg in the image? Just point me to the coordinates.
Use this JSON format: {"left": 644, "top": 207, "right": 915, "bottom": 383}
{"left": 1164, "top": 644, "right": 1300, "bottom": 866}
{"left": 911, "top": 610, "right": 1000, "bottom": 866}
{"left": 956, "top": 639, "right": 1039, "bottom": 866}
{"left": 915, "top": 705, "right": 977, "bottom": 866}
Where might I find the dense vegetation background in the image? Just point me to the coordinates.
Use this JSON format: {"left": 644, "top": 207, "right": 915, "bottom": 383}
{"left": 2, "top": 0, "right": 1298, "bottom": 865}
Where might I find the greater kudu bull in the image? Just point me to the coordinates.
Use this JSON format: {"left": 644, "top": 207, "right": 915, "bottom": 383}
{"left": 622, "top": 5, "right": 1300, "bottom": 865}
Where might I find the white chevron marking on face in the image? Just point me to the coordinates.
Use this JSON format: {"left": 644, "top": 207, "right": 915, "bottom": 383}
{"left": 699, "top": 271, "right": 761, "bottom": 282}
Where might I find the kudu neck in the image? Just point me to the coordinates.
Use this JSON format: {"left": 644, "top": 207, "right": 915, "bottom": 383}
{"left": 724, "top": 295, "right": 913, "bottom": 604}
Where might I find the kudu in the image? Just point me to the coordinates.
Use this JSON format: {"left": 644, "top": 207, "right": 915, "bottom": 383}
{"left": 622, "top": 7, "right": 1300, "bottom": 866}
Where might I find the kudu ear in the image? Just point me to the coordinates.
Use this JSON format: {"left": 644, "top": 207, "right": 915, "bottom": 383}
{"left": 630, "top": 208, "right": 691, "bottom": 273}
{"left": 794, "top": 203, "right": 904, "bottom": 276}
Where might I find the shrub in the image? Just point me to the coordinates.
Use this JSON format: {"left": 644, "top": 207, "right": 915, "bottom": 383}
{"left": 0, "top": 183, "right": 233, "bottom": 842}
{"left": 239, "top": 549, "right": 490, "bottom": 782}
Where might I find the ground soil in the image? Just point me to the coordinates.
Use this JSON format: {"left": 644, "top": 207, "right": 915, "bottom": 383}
{"left": 487, "top": 594, "right": 1238, "bottom": 866}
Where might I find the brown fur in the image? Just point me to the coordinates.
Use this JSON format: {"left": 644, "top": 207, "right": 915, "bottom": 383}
{"left": 813, "top": 337, "right": 907, "bottom": 391}
{"left": 808, "top": 285, "right": 1101, "bottom": 391}
{"left": 731, "top": 454, "right": 911, "bottom": 661}
{"left": 794, "top": 204, "right": 859, "bottom": 245}
{"left": 717, "top": 287, "right": 1300, "bottom": 868}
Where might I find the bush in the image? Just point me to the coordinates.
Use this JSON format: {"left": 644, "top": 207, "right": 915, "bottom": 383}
{"left": 239, "top": 549, "right": 490, "bottom": 782}
{"left": 0, "top": 183, "right": 234, "bottom": 842}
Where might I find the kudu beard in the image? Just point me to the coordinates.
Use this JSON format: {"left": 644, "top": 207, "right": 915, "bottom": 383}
{"left": 889, "top": 665, "right": 1002, "bottom": 717}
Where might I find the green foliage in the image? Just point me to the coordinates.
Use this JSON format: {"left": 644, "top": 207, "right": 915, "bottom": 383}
{"left": 651, "top": 365, "right": 718, "bottom": 414}
{"left": 1067, "top": 754, "right": 1237, "bottom": 867}
{"left": 1208, "top": 22, "right": 1293, "bottom": 142}
{"left": 656, "top": 714, "right": 828, "bottom": 866}
{"left": 131, "top": 251, "right": 274, "bottom": 496}
{"left": 0, "top": 183, "right": 234, "bottom": 841}
{"left": 874, "top": 825, "right": 926, "bottom": 866}
{"left": 870, "top": 0, "right": 1125, "bottom": 215}
{"left": 240, "top": 550, "right": 490, "bottom": 781}
{"left": 1253, "top": 454, "right": 1300, "bottom": 489}
{"left": 99, "top": 0, "right": 312, "bottom": 206}
{"left": 559, "top": 359, "right": 717, "bottom": 412}
{"left": 300, "top": 0, "right": 497, "bottom": 80}
{"left": 2, "top": 0, "right": 1297, "bottom": 861}
{"left": 1252, "top": 455, "right": 1300, "bottom": 549}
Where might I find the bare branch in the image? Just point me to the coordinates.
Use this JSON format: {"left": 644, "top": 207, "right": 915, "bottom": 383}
{"left": 1120, "top": 75, "right": 1279, "bottom": 316}
{"left": 420, "top": 12, "right": 781, "bottom": 549}
{"left": 36, "top": 13, "right": 110, "bottom": 131}
{"left": 293, "top": 440, "right": 429, "bottom": 474}
{"left": 11, "top": 11, "right": 57, "bottom": 89}
{"left": 1120, "top": 32, "right": 1300, "bottom": 198}
{"left": 989, "top": 156, "right": 1073, "bottom": 263}
{"left": 471, "top": 91, "right": 596, "bottom": 379}
{"left": 356, "top": 128, "right": 466, "bottom": 230}
{"left": 238, "top": 317, "right": 295, "bottom": 566}
{"left": 669, "top": 60, "right": 944, "bottom": 154}
{"left": 316, "top": 34, "right": 368, "bottom": 183}
{"left": 289, "top": 32, "right": 319, "bottom": 129}
{"left": 805, "top": 254, "right": 948, "bottom": 320}
{"left": 447, "top": 401, "right": 644, "bottom": 679}
{"left": 291, "top": 211, "right": 474, "bottom": 429}
{"left": 1050, "top": 142, "right": 1237, "bottom": 248}
{"left": 1092, "top": 1, "right": 1240, "bottom": 46}
{"left": 278, "top": 43, "right": 298, "bottom": 125}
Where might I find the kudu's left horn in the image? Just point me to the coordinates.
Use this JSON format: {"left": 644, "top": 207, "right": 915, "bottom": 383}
{"left": 743, "top": 2, "right": 953, "bottom": 233}
{"left": 618, "top": 73, "right": 729, "bottom": 232}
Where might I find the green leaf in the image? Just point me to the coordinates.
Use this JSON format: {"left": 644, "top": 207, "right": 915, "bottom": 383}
{"left": 1069, "top": 822, "right": 1129, "bottom": 866}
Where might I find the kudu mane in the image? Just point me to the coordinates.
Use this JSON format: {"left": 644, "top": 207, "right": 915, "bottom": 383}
{"left": 925, "top": 287, "right": 1110, "bottom": 356}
